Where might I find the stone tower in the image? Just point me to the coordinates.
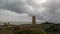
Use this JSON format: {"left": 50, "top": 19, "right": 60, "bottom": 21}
{"left": 32, "top": 16, "right": 36, "bottom": 26}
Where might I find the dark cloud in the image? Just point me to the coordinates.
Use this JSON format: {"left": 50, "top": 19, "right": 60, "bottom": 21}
{"left": 41, "top": 0, "right": 60, "bottom": 22}
{"left": 0, "top": 0, "right": 26, "bottom": 13}
{"left": 0, "top": 0, "right": 60, "bottom": 23}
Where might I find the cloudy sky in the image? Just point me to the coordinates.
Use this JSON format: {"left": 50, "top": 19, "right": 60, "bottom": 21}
{"left": 0, "top": 0, "right": 60, "bottom": 24}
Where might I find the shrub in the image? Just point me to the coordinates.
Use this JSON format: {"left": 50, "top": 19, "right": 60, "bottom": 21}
{"left": 14, "top": 28, "right": 46, "bottom": 34}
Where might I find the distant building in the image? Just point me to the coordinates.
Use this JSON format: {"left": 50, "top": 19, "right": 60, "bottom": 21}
{"left": 32, "top": 16, "right": 36, "bottom": 27}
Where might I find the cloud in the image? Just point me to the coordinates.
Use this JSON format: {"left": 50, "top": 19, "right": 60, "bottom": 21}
{"left": 0, "top": 0, "right": 60, "bottom": 23}
{"left": 40, "top": 0, "right": 60, "bottom": 23}
{"left": 0, "top": 9, "right": 31, "bottom": 22}
{"left": 0, "top": 0, "right": 45, "bottom": 22}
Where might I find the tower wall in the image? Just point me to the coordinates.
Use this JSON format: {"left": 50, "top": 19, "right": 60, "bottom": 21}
{"left": 32, "top": 16, "right": 36, "bottom": 26}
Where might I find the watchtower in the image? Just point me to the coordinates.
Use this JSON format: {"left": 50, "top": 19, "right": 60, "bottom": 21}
{"left": 32, "top": 16, "right": 36, "bottom": 26}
